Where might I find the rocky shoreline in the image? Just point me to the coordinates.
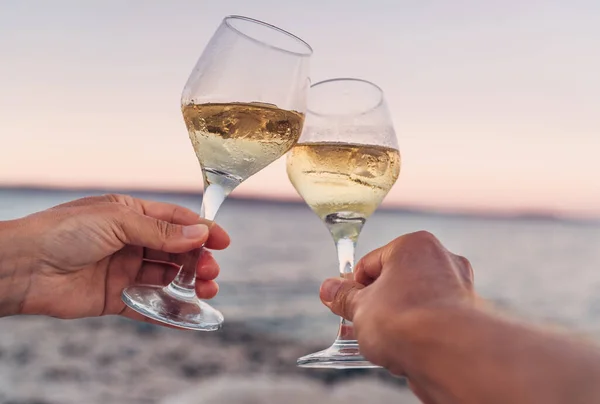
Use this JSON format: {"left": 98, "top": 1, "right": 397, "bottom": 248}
{"left": 0, "top": 316, "right": 415, "bottom": 403}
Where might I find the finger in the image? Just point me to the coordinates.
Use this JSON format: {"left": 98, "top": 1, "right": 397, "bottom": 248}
{"left": 451, "top": 253, "right": 475, "bottom": 288}
{"left": 143, "top": 248, "right": 220, "bottom": 281}
{"left": 131, "top": 198, "right": 230, "bottom": 250}
{"left": 54, "top": 194, "right": 231, "bottom": 250}
{"left": 195, "top": 280, "right": 219, "bottom": 299}
{"left": 319, "top": 278, "right": 364, "bottom": 321}
{"left": 136, "top": 261, "right": 180, "bottom": 286}
{"left": 196, "top": 250, "right": 220, "bottom": 281}
{"left": 114, "top": 206, "right": 209, "bottom": 253}
{"left": 136, "top": 260, "right": 219, "bottom": 297}
{"left": 135, "top": 199, "right": 202, "bottom": 225}
{"left": 355, "top": 231, "right": 441, "bottom": 285}
{"left": 63, "top": 194, "right": 200, "bottom": 227}
{"left": 139, "top": 254, "right": 219, "bottom": 285}
{"left": 144, "top": 240, "right": 225, "bottom": 272}
{"left": 354, "top": 245, "right": 387, "bottom": 286}
{"left": 203, "top": 226, "right": 230, "bottom": 250}
{"left": 146, "top": 252, "right": 220, "bottom": 282}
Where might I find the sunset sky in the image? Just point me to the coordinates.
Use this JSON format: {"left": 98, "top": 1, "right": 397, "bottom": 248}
{"left": 0, "top": 0, "right": 599, "bottom": 217}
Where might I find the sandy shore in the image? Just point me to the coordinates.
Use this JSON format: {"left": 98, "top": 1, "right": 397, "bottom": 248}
{"left": 0, "top": 316, "right": 417, "bottom": 403}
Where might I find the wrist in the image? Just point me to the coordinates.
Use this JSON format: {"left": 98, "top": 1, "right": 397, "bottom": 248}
{"left": 0, "top": 219, "right": 35, "bottom": 317}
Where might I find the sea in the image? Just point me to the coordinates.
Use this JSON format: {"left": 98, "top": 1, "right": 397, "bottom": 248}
{"left": 2, "top": 187, "right": 600, "bottom": 343}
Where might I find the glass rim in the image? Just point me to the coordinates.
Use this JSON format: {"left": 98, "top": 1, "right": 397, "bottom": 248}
{"left": 223, "top": 15, "right": 313, "bottom": 57}
{"left": 307, "top": 78, "right": 385, "bottom": 117}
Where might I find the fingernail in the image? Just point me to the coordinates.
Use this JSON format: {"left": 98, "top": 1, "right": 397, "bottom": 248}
{"left": 182, "top": 224, "right": 209, "bottom": 239}
{"left": 321, "top": 278, "right": 343, "bottom": 303}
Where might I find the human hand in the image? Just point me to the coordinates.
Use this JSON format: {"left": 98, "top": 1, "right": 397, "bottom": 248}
{"left": 319, "top": 231, "right": 475, "bottom": 374}
{"left": 0, "top": 194, "right": 229, "bottom": 323}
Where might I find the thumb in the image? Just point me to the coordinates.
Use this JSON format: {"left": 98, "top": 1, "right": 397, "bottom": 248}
{"left": 115, "top": 209, "right": 210, "bottom": 253}
{"left": 320, "top": 277, "right": 364, "bottom": 321}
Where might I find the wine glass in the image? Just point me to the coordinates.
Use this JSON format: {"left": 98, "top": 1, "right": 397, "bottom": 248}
{"left": 286, "top": 78, "right": 401, "bottom": 368}
{"left": 121, "top": 15, "right": 312, "bottom": 331}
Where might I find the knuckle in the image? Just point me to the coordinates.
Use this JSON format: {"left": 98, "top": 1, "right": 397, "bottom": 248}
{"left": 155, "top": 219, "right": 173, "bottom": 239}
{"left": 454, "top": 254, "right": 471, "bottom": 269}
{"left": 412, "top": 230, "right": 438, "bottom": 244}
{"left": 74, "top": 196, "right": 98, "bottom": 205}
{"left": 454, "top": 254, "right": 475, "bottom": 285}
{"left": 102, "top": 193, "right": 137, "bottom": 208}
{"left": 410, "top": 230, "right": 448, "bottom": 255}
{"left": 101, "top": 193, "right": 122, "bottom": 203}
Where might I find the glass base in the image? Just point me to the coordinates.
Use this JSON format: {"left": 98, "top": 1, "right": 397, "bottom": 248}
{"left": 121, "top": 284, "right": 224, "bottom": 331}
{"left": 297, "top": 340, "right": 381, "bottom": 369}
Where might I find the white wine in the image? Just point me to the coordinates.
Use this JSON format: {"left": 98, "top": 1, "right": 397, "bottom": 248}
{"left": 287, "top": 142, "right": 400, "bottom": 238}
{"left": 182, "top": 102, "right": 304, "bottom": 188}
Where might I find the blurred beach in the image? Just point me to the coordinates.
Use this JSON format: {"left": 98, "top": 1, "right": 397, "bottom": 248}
{"left": 1, "top": 187, "right": 600, "bottom": 403}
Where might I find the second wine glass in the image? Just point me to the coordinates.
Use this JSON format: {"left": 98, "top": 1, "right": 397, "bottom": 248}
{"left": 121, "top": 15, "right": 312, "bottom": 331}
{"left": 287, "top": 78, "right": 401, "bottom": 368}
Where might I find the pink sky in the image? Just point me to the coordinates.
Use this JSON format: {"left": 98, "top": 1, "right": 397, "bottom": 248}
{"left": 0, "top": 1, "right": 599, "bottom": 218}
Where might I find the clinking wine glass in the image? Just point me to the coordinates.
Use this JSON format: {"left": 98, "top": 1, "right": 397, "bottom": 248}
{"left": 286, "top": 78, "right": 401, "bottom": 368}
{"left": 121, "top": 15, "right": 312, "bottom": 331}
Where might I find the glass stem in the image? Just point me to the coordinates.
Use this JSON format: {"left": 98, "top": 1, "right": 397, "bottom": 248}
{"left": 164, "top": 183, "right": 227, "bottom": 300}
{"left": 334, "top": 237, "right": 357, "bottom": 342}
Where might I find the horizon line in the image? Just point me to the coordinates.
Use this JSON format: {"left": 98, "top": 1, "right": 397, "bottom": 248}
{"left": 1, "top": 183, "right": 598, "bottom": 224}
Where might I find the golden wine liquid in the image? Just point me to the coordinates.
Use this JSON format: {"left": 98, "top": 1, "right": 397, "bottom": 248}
{"left": 182, "top": 102, "right": 304, "bottom": 187}
{"left": 287, "top": 142, "right": 401, "bottom": 236}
